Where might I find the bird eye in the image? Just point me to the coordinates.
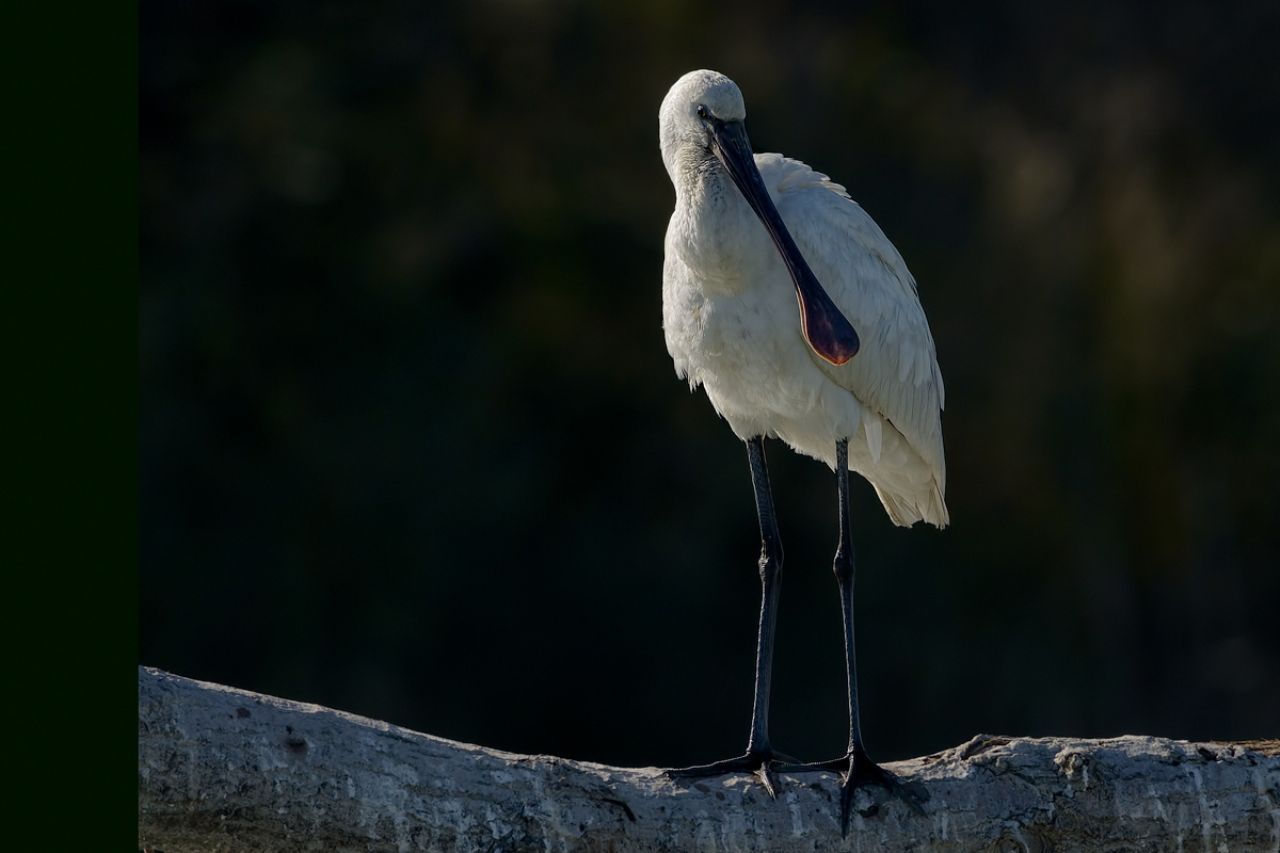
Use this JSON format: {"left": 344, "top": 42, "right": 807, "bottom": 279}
{"left": 696, "top": 105, "right": 709, "bottom": 119}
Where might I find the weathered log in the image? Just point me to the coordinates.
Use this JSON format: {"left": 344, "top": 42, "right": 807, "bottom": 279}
{"left": 138, "top": 667, "right": 1280, "bottom": 851}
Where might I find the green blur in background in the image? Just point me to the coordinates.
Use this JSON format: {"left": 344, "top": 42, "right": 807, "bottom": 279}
{"left": 141, "top": 1, "right": 1280, "bottom": 766}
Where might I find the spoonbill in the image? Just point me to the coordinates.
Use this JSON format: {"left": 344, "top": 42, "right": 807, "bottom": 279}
{"left": 659, "top": 70, "right": 946, "bottom": 831}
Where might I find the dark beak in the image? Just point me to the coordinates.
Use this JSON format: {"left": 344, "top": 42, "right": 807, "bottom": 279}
{"left": 708, "top": 118, "right": 860, "bottom": 365}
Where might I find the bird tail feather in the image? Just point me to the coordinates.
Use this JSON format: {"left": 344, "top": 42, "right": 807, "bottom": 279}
{"left": 875, "top": 482, "right": 949, "bottom": 529}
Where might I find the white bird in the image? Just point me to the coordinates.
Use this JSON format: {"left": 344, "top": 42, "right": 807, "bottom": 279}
{"left": 659, "top": 69, "right": 945, "bottom": 830}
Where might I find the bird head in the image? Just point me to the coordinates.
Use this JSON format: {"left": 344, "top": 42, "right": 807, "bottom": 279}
{"left": 659, "top": 70, "right": 746, "bottom": 177}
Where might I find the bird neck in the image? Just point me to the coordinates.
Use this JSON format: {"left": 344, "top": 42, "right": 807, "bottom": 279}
{"left": 672, "top": 157, "right": 769, "bottom": 288}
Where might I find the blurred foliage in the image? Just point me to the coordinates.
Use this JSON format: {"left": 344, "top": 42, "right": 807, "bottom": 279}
{"left": 142, "top": 1, "right": 1280, "bottom": 766}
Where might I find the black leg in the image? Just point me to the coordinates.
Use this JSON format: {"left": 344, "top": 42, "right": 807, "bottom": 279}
{"left": 667, "top": 436, "right": 788, "bottom": 796}
{"left": 746, "top": 434, "right": 783, "bottom": 758}
{"left": 781, "top": 439, "right": 927, "bottom": 832}
{"left": 833, "top": 437, "right": 862, "bottom": 757}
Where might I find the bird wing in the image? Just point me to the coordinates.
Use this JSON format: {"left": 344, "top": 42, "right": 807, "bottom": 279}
{"left": 759, "top": 153, "right": 947, "bottom": 489}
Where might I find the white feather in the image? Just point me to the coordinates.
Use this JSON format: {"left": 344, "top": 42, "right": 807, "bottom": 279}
{"left": 864, "top": 410, "right": 883, "bottom": 465}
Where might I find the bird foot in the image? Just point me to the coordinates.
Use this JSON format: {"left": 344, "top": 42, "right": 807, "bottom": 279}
{"left": 666, "top": 749, "right": 797, "bottom": 799}
{"left": 780, "top": 745, "right": 927, "bottom": 835}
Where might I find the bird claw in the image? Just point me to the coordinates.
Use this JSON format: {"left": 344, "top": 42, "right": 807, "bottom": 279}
{"left": 782, "top": 746, "right": 928, "bottom": 835}
{"left": 667, "top": 750, "right": 786, "bottom": 799}
{"left": 755, "top": 765, "right": 777, "bottom": 798}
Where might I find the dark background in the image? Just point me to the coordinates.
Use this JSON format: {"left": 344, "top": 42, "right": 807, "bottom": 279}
{"left": 141, "top": 1, "right": 1280, "bottom": 768}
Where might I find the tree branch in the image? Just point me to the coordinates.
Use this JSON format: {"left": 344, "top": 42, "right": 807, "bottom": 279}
{"left": 138, "top": 667, "right": 1279, "bottom": 851}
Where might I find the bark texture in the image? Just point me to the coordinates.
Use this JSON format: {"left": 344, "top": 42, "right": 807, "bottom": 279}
{"left": 138, "top": 667, "right": 1280, "bottom": 852}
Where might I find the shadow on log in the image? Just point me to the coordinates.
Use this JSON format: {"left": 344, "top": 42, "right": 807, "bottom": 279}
{"left": 138, "top": 667, "right": 1279, "bottom": 851}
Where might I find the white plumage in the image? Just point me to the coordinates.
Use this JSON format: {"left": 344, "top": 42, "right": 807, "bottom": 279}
{"left": 660, "top": 70, "right": 948, "bottom": 527}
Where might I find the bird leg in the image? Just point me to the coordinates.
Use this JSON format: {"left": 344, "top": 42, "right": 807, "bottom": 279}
{"left": 779, "top": 439, "right": 927, "bottom": 832}
{"left": 667, "top": 436, "right": 788, "bottom": 797}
